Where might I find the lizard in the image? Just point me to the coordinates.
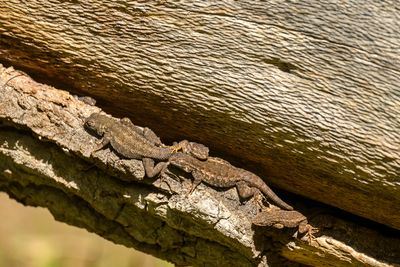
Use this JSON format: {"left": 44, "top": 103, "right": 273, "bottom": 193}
{"left": 252, "top": 209, "right": 317, "bottom": 241}
{"left": 167, "top": 152, "right": 293, "bottom": 210}
{"left": 84, "top": 112, "right": 188, "bottom": 178}
{"left": 172, "top": 140, "right": 209, "bottom": 160}
{"left": 252, "top": 209, "right": 310, "bottom": 233}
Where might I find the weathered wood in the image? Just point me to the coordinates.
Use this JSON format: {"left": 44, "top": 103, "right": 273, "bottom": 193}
{"left": 0, "top": 0, "right": 399, "bottom": 233}
{"left": 1, "top": 67, "right": 399, "bottom": 267}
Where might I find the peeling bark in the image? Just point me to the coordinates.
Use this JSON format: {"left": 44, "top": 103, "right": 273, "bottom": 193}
{"left": 0, "top": 1, "right": 399, "bottom": 231}
{"left": 0, "top": 67, "right": 399, "bottom": 266}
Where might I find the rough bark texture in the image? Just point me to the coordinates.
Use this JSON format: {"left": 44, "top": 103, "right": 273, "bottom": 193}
{"left": 0, "top": 0, "right": 400, "bottom": 264}
{"left": 0, "top": 1, "right": 399, "bottom": 231}
{"left": 1, "top": 67, "right": 399, "bottom": 266}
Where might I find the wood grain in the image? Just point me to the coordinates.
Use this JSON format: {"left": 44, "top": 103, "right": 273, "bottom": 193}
{"left": 1, "top": 68, "right": 399, "bottom": 266}
{"left": 0, "top": 1, "right": 399, "bottom": 232}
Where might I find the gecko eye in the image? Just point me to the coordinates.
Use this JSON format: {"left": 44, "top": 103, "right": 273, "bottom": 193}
{"left": 84, "top": 118, "right": 105, "bottom": 136}
{"left": 86, "top": 120, "right": 97, "bottom": 130}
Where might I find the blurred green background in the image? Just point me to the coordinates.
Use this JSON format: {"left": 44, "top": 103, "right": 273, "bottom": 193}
{"left": 0, "top": 192, "right": 173, "bottom": 267}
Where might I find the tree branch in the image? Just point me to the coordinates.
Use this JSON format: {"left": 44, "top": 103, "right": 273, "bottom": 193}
{"left": 0, "top": 1, "right": 398, "bottom": 231}
{"left": 1, "top": 66, "right": 398, "bottom": 266}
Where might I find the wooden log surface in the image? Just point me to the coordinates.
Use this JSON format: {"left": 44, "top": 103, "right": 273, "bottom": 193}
{"left": 1, "top": 67, "right": 399, "bottom": 266}
{"left": 0, "top": 0, "right": 399, "bottom": 232}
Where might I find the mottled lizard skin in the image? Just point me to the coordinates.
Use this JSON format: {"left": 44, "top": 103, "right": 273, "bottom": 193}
{"left": 169, "top": 152, "right": 293, "bottom": 210}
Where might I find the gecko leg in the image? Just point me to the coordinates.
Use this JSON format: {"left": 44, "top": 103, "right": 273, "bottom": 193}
{"left": 120, "top": 118, "right": 144, "bottom": 135}
{"left": 236, "top": 182, "right": 264, "bottom": 209}
{"left": 91, "top": 133, "right": 111, "bottom": 154}
{"left": 170, "top": 140, "right": 190, "bottom": 153}
{"left": 299, "top": 223, "right": 318, "bottom": 243}
{"left": 142, "top": 127, "right": 163, "bottom": 146}
{"left": 142, "top": 158, "right": 169, "bottom": 178}
{"left": 120, "top": 118, "right": 163, "bottom": 146}
{"left": 236, "top": 181, "right": 258, "bottom": 198}
{"left": 188, "top": 170, "right": 203, "bottom": 194}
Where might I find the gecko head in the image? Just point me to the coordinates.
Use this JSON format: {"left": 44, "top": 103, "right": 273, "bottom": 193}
{"left": 84, "top": 113, "right": 108, "bottom": 136}
{"left": 169, "top": 153, "right": 193, "bottom": 172}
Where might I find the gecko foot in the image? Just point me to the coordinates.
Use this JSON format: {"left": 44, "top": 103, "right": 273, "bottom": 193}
{"left": 170, "top": 140, "right": 189, "bottom": 153}
{"left": 301, "top": 225, "right": 319, "bottom": 243}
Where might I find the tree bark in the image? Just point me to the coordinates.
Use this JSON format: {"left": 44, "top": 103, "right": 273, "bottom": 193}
{"left": 1, "top": 1, "right": 399, "bottom": 231}
{"left": 0, "top": 67, "right": 399, "bottom": 266}
{"left": 0, "top": 0, "right": 399, "bottom": 264}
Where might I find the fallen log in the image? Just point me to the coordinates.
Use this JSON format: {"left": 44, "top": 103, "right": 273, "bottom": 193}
{"left": 0, "top": 67, "right": 398, "bottom": 266}
{"left": 0, "top": 1, "right": 398, "bottom": 231}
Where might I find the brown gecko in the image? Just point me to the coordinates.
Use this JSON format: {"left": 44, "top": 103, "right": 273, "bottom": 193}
{"left": 85, "top": 113, "right": 187, "bottom": 177}
{"left": 168, "top": 152, "right": 293, "bottom": 210}
{"left": 252, "top": 209, "right": 315, "bottom": 238}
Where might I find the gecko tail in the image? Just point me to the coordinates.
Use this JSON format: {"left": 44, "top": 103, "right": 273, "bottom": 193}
{"left": 262, "top": 183, "right": 293, "bottom": 210}
{"left": 249, "top": 175, "right": 293, "bottom": 210}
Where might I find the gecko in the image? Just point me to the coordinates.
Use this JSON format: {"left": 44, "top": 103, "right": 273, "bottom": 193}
{"left": 168, "top": 152, "right": 293, "bottom": 210}
{"left": 84, "top": 113, "right": 187, "bottom": 177}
